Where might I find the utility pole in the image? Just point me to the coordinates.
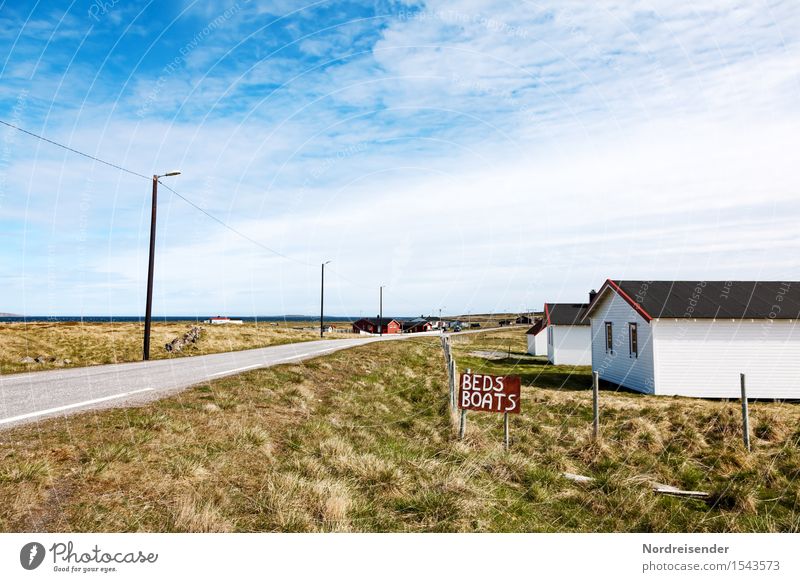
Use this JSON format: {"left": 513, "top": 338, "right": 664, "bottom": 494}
{"left": 379, "top": 286, "right": 384, "bottom": 335}
{"left": 320, "top": 261, "right": 330, "bottom": 338}
{"left": 143, "top": 171, "right": 181, "bottom": 361}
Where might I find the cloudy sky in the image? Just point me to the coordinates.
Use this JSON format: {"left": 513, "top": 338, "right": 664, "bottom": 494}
{"left": 1, "top": 0, "right": 799, "bottom": 317}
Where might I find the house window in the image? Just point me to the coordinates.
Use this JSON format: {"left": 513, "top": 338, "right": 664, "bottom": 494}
{"left": 628, "top": 323, "right": 638, "bottom": 357}
{"left": 605, "top": 322, "right": 613, "bottom": 353}
{"left": 547, "top": 326, "right": 553, "bottom": 345}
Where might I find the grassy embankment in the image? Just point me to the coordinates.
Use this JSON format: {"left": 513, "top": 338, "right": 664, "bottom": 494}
{"left": 0, "top": 321, "right": 340, "bottom": 375}
{"left": 1, "top": 329, "right": 799, "bottom": 532}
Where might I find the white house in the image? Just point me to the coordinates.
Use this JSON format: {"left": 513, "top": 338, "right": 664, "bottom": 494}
{"left": 544, "top": 303, "right": 592, "bottom": 365}
{"left": 584, "top": 279, "right": 800, "bottom": 399}
{"left": 526, "top": 319, "right": 548, "bottom": 356}
{"left": 203, "top": 316, "right": 244, "bottom": 325}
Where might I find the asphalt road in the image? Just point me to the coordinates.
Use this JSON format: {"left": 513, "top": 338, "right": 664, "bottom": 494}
{"left": 0, "top": 326, "right": 509, "bottom": 429}
{"left": 0, "top": 335, "right": 400, "bottom": 429}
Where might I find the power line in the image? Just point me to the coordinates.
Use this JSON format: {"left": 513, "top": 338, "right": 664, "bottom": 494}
{"left": 158, "top": 182, "right": 313, "bottom": 267}
{"left": 0, "top": 119, "right": 150, "bottom": 180}
{"left": 1, "top": 117, "right": 314, "bottom": 268}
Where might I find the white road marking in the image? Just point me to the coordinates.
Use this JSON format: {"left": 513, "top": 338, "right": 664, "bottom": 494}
{"left": 0, "top": 387, "right": 154, "bottom": 425}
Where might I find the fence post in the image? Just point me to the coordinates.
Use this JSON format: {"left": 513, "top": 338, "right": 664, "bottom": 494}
{"left": 459, "top": 368, "right": 469, "bottom": 439}
{"left": 592, "top": 371, "right": 600, "bottom": 440}
{"left": 740, "top": 373, "right": 751, "bottom": 452}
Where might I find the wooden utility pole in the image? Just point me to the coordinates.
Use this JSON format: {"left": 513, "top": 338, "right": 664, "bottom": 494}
{"left": 379, "top": 286, "right": 384, "bottom": 336}
{"left": 143, "top": 175, "right": 158, "bottom": 361}
{"left": 142, "top": 171, "right": 180, "bottom": 361}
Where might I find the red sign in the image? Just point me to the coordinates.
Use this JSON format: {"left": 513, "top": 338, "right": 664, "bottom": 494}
{"left": 459, "top": 373, "right": 521, "bottom": 414}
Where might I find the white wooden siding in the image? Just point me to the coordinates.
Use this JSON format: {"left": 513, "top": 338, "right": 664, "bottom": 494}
{"left": 527, "top": 331, "right": 547, "bottom": 356}
{"left": 548, "top": 325, "right": 591, "bottom": 365}
{"left": 652, "top": 319, "right": 800, "bottom": 398}
{"left": 589, "top": 291, "right": 655, "bottom": 393}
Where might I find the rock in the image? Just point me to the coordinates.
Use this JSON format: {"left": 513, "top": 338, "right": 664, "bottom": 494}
{"left": 165, "top": 326, "right": 203, "bottom": 353}
{"left": 34, "top": 356, "right": 47, "bottom": 363}
{"left": 63, "top": 359, "right": 72, "bottom": 365}
{"left": 20, "top": 356, "right": 35, "bottom": 364}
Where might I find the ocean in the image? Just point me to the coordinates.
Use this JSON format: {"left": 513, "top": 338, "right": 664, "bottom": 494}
{"left": 0, "top": 315, "right": 362, "bottom": 323}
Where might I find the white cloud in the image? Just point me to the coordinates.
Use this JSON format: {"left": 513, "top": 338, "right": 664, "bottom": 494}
{"left": 3, "top": 1, "right": 800, "bottom": 315}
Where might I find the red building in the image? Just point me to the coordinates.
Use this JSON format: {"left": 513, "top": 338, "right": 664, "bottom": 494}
{"left": 401, "top": 318, "right": 434, "bottom": 333}
{"left": 352, "top": 318, "right": 402, "bottom": 334}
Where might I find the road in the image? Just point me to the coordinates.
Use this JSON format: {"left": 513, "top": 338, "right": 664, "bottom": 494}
{"left": 0, "top": 335, "right": 400, "bottom": 428}
{"left": 0, "top": 326, "right": 510, "bottom": 429}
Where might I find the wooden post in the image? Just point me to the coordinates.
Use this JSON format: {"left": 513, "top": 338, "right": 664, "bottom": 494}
{"left": 592, "top": 371, "right": 600, "bottom": 440}
{"left": 450, "top": 360, "right": 457, "bottom": 409}
{"left": 740, "top": 373, "right": 751, "bottom": 452}
{"left": 503, "top": 412, "right": 509, "bottom": 450}
{"left": 459, "top": 369, "right": 469, "bottom": 438}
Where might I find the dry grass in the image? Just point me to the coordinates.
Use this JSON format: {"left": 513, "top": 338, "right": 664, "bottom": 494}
{"left": 0, "top": 321, "right": 324, "bottom": 374}
{"left": 1, "top": 330, "right": 799, "bottom": 532}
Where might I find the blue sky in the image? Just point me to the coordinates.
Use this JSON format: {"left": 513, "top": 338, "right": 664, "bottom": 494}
{"left": 1, "top": 0, "right": 799, "bottom": 316}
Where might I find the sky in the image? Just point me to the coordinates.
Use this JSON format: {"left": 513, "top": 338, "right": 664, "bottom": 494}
{"left": 1, "top": 0, "right": 799, "bottom": 317}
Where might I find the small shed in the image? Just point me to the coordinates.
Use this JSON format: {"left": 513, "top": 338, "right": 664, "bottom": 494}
{"left": 544, "top": 302, "right": 591, "bottom": 365}
{"left": 525, "top": 319, "right": 547, "bottom": 356}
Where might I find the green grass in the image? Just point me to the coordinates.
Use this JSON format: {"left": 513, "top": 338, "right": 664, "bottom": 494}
{"left": 1, "top": 330, "right": 799, "bottom": 532}
{"left": 0, "top": 321, "right": 339, "bottom": 374}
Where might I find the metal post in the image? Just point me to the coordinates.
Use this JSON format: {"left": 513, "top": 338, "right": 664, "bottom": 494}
{"left": 319, "top": 262, "right": 325, "bottom": 338}
{"left": 503, "top": 412, "right": 510, "bottom": 450}
{"left": 459, "top": 409, "right": 467, "bottom": 439}
{"left": 740, "top": 373, "right": 751, "bottom": 452}
{"left": 592, "top": 371, "right": 600, "bottom": 440}
{"left": 143, "top": 175, "right": 158, "bottom": 361}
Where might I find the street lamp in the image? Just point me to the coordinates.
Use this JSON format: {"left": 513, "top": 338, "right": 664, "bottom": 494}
{"left": 143, "top": 171, "right": 181, "bottom": 361}
{"left": 320, "top": 260, "right": 331, "bottom": 338}
{"left": 379, "top": 285, "right": 385, "bottom": 336}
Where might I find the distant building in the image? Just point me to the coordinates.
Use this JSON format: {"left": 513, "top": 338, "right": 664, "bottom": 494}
{"left": 516, "top": 315, "right": 533, "bottom": 324}
{"left": 352, "top": 318, "right": 401, "bottom": 334}
{"left": 401, "top": 318, "right": 434, "bottom": 333}
{"left": 525, "top": 319, "right": 547, "bottom": 356}
{"left": 544, "top": 303, "right": 591, "bottom": 365}
{"left": 203, "top": 316, "right": 243, "bottom": 325}
{"left": 585, "top": 279, "right": 800, "bottom": 398}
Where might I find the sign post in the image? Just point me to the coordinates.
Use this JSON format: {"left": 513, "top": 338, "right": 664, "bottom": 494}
{"left": 458, "top": 371, "right": 521, "bottom": 448}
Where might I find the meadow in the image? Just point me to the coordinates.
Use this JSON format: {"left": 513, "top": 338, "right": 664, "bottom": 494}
{"left": 0, "top": 321, "right": 329, "bottom": 375}
{"left": 1, "top": 328, "right": 799, "bottom": 532}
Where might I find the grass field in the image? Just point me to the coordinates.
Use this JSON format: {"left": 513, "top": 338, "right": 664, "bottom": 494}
{"left": 1, "top": 329, "right": 799, "bottom": 532}
{"left": 0, "top": 321, "right": 334, "bottom": 375}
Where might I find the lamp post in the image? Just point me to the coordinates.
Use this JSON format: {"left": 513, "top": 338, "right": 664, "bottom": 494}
{"left": 143, "top": 171, "right": 181, "bottom": 361}
{"left": 320, "top": 260, "right": 331, "bottom": 338}
{"left": 379, "top": 285, "right": 385, "bottom": 336}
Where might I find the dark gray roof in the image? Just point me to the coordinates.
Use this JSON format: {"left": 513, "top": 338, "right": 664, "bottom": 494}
{"left": 526, "top": 319, "right": 546, "bottom": 335}
{"left": 607, "top": 281, "right": 800, "bottom": 320}
{"left": 545, "top": 303, "right": 590, "bottom": 326}
{"left": 401, "top": 318, "right": 430, "bottom": 329}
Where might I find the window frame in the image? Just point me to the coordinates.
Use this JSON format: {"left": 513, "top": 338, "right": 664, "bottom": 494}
{"left": 604, "top": 322, "right": 613, "bottom": 353}
{"left": 628, "top": 322, "right": 638, "bottom": 358}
